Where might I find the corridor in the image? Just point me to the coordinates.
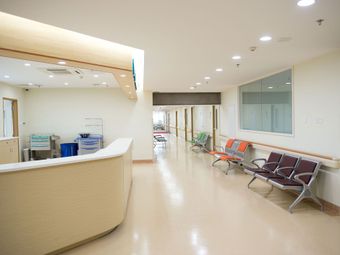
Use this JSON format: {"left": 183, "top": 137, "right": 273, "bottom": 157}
{"left": 64, "top": 135, "right": 340, "bottom": 255}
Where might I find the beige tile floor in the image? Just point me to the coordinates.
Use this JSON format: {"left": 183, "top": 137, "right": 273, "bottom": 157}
{"left": 63, "top": 135, "right": 340, "bottom": 255}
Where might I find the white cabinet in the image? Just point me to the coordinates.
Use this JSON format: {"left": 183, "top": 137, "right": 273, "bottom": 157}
{"left": 0, "top": 137, "right": 19, "bottom": 164}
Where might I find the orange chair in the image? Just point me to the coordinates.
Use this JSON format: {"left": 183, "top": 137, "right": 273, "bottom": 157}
{"left": 209, "top": 139, "right": 238, "bottom": 166}
{"left": 219, "top": 141, "right": 251, "bottom": 174}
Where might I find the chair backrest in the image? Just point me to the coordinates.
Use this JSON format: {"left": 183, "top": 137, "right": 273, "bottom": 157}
{"left": 234, "top": 141, "right": 250, "bottom": 159}
{"left": 264, "top": 152, "right": 283, "bottom": 172}
{"left": 291, "top": 158, "right": 321, "bottom": 184}
{"left": 224, "top": 138, "right": 235, "bottom": 154}
{"left": 277, "top": 154, "right": 300, "bottom": 177}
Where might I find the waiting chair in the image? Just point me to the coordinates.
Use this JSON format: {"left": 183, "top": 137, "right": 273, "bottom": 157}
{"left": 191, "top": 132, "right": 209, "bottom": 152}
{"left": 209, "top": 138, "right": 238, "bottom": 166}
{"left": 218, "top": 141, "right": 250, "bottom": 174}
{"left": 244, "top": 152, "right": 283, "bottom": 187}
{"left": 268, "top": 158, "right": 323, "bottom": 213}
{"left": 252, "top": 154, "right": 299, "bottom": 184}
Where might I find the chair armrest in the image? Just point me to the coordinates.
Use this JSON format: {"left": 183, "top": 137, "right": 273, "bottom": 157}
{"left": 294, "top": 172, "right": 314, "bottom": 187}
{"left": 251, "top": 158, "right": 267, "bottom": 164}
{"left": 275, "top": 166, "right": 295, "bottom": 177}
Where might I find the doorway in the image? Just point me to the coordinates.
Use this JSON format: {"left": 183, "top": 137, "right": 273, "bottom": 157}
{"left": 175, "top": 111, "right": 178, "bottom": 137}
{"left": 3, "top": 98, "right": 19, "bottom": 137}
{"left": 184, "top": 109, "right": 188, "bottom": 141}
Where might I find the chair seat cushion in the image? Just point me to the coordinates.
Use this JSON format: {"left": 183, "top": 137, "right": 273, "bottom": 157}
{"left": 220, "top": 155, "right": 241, "bottom": 161}
{"left": 209, "top": 151, "right": 227, "bottom": 155}
{"left": 271, "top": 178, "right": 302, "bottom": 187}
{"left": 256, "top": 172, "right": 282, "bottom": 179}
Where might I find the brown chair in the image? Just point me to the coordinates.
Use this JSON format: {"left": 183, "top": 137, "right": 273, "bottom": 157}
{"left": 268, "top": 158, "right": 323, "bottom": 213}
{"left": 254, "top": 154, "right": 299, "bottom": 182}
{"left": 244, "top": 152, "right": 283, "bottom": 188}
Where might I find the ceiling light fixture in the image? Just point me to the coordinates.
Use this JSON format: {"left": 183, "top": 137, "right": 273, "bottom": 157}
{"left": 260, "top": 36, "right": 272, "bottom": 42}
{"left": 49, "top": 75, "right": 54, "bottom": 78}
{"left": 93, "top": 74, "right": 99, "bottom": 78}
{"left": 215, "top": 68, "right": 223, "bottom": 72}
{"left": 58, "top": 60, "right": 66, "bottom": 65}
{"left": 4, "top": 75, "right": 10, "bottom": 78}
{"left": 101, "top": 82, "right": 107, "bottom": 85}
{"left": 24, "top": 63, "right": 31, "bottom": 67}
{"left": 204, "top": 76, "right": 211, "bottom": 80}
{"left": 189, "top": 86, "right": 196, "bottom": 90}
{"left": 297, "top": 0, "right": 315, "bottom": 7}
{"left": 268, "top": 86, "right": 273, "bottom": 89}
{"left": 64, "top": 82, "right": 69, "bottom": 86}
{"left": 286, "top": 82, "right": 291, "bottom": 85}
{"left": 232, "top": 55, "right": 241, "bottom": 60}
{"left": 120, "top": 74, "right": 127, "bottom": 78}
{"left": 28, "top": 82, "right": 33, "bottom": 86}
{"left": 196, "top": 82, "right": 201, "bottom": 85}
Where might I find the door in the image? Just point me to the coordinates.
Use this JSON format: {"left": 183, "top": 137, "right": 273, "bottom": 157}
{"left": 175, "top": 111, "right": 178, "bottom": 137}
{"left": 3, "top": 98, "right": 19, "bottom": 137}
{"left": 184, "top": 109, "right": 188, "bottom": 141}
{"left": 191, "top": 107, "right": 194, "bottom": 140}
{"left": 212, "top": 106, "right": 216, "bottom": 148}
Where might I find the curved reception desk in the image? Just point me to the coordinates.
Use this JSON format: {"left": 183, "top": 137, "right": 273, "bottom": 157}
{"left": 0, "top": 138, "right": 133, "bottom": 255}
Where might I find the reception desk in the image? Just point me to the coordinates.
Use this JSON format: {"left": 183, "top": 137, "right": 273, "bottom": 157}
{"left": 0, "top": 138, "right": 133, "bottom": 255}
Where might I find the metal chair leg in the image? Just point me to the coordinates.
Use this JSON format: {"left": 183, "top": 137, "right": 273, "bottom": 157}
{"left": 247, "top": 176, "right": 256, "bottom": 188}
{"left": 288, "top": 190, "right": 306, "bottom": 213}
{"left": 212, "top": 158, "right": 221, "bottom": 166}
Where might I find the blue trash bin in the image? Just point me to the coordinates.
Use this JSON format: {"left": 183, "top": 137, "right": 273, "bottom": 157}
{"left": 60, "top": 143, "right": 78, "bottom": 157}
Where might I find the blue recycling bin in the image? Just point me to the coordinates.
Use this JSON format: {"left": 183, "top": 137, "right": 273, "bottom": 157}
{"left": 60, "top": 143, "right": 78, "bottom": 157}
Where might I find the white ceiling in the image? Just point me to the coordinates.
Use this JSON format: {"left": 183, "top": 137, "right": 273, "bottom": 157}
{"left": 1, "top": 0, "right": 339, "bottom": 92}
{"left": 0, "top": 56, "right": 119, "bottom": 88}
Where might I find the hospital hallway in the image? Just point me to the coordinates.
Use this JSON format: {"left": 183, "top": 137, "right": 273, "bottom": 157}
{"left": 63, "top": 135, "right": 340, "bottom": 255}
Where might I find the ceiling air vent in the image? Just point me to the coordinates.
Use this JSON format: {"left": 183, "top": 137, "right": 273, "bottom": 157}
{"left": 46, "top": 68, "right": 73, "bottom": 75}
{"left": 41, "top": 68, "right": 83, "bottom": 76}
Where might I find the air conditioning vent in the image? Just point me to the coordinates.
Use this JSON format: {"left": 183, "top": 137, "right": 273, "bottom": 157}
{"left": 46, "top": 68, "right": 72, "bottom": 75}
{"left": 40, "top": 68, "right": 83, "bottom": 76}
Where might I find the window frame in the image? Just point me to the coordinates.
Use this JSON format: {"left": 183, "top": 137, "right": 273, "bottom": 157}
{"left": 237, "top": 68, "right": 295, "bottom": 137}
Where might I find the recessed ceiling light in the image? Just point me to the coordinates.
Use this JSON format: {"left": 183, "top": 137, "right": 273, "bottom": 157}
{"left": 28, "top": 82, "right": 33, "bottom": 86}
{"left": 49, "top": 75, "right": 54, "bottom": 78}
{"left": 286, "top": 82, "right": 291, "bottom": 85}
{"left": 297, "top": 0, "right": 315, "bottom": 7}
{"left": 204, "top": 76, "right": 211, "bottom": 80}
{"left": 120, "top": 74, "right": 127, "bottom": 78}
{"left": 24, "top": 63, "right": 31, "bottom": 67}
{"left": 189, "top": 86, "right": 196, "bottom": 90}
{"left": 125, "top": 85, "right": 130, "bottom": 88}
{"left": 101, "top": 82, "right": 107, "bottom": 85}
{"left": 64, "top": 82, "right": 69, "bottom": 86}
{"left": 93, "top": 74, "right": 99, "bottom": 78}
{"left": 260, "top": 36, "right": 272, "bottom": 42}
{"left": 215, "top": 68, "right": 223, "bottom": 72}
{"left": 4, "top": 75, "right": 10, "bottom": 79}
{"left": 196, "top": 82, "right": 201, "bottom": 85}
{"left": 232, "top": 55, "right": 241, "bottom": 60}
{"left": 58, "top": 60, "right": 66, "bottom": 65}
{"left": 268, "top": 86, "right": 273, "bottom": 89}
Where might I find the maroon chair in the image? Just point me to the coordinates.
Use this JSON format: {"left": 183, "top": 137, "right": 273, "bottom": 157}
{"left": 244, "top": 152, "right": 283, "bottom": 187}
{"left": 268, "top": 158, "right": 322, "bottom": 213}
{"left": 255, "top": 154, "right": 299, "bottom": 182}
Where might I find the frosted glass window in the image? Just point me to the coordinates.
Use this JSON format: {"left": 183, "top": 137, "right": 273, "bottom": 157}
{"left": 239, "top": 70, "right": 292, "bottom": 134}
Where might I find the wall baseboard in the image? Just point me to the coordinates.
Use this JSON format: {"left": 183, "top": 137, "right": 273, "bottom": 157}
{"left": 320, "top": 199, "right": 340, "bottom": 216}
{"left": 133, "top": 159, "right": 154, "bottom": 163}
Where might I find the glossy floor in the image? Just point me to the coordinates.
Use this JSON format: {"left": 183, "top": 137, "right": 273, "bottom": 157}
{"left": 63, "top": 136, "right": 340, "bottom": 255}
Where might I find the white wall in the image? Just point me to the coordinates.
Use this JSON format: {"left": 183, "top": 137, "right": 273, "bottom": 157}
{"left": 0, "top": 82, "right": 26, "bottom": 154}
{"left": 220, "top": 50, "right": 340, "bottom": 206}
{"left": 23, "top": 88, "right": 153, "bottom": 160}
